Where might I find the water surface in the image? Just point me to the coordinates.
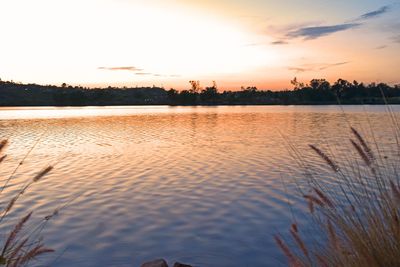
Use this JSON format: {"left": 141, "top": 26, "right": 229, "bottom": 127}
{"left": 0, "top": 105, "right": 399, "bottom": 266}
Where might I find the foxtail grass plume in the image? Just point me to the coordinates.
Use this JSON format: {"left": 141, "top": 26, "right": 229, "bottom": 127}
{"left": 309, "top": 145, "right": 339, "bottom": 172}
{"left": 33, "top": 166, "right": 53, "bottom": 182}
{"left": 0, "top": 140, "right": 8, "bottom": 154}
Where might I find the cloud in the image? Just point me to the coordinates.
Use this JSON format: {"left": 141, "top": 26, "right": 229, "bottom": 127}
{"left": 392, "top": 35, "right": 400, "bottom": 43}
{"left": 134, "top": 72, "right": 153, "bottom": 76}
{"left": 288, "top": 67, "right": 312, "bottom": 73}
{"left": 358, "top": 6, "right": 390, "bottom": 20}
{"left": 375, "top": 45, "right": 388, "bottom": 49}
{"left": 267, "top": 21, "right": 321, "bottom": 34}
{"left": 98, "top": 66, "right": 181, "bottom": 78}
{"left": 319, "top": 62, "right": 349, "bottom": 70}
{"left": 286, "top": 23, "right": 361, "bottom": 40}
{"left": 288, "top": 62, "right": 349, "bottom": 73}
{"left": 276, "top": 6, "right": 390, "bottom": 41}
{"left": 271, "top": 40, "right": 289, "bottom": 45}
{"left": 98, "top": 66, "right": 144, "bottom": 72}
{"left": 244, "top": 40, "right": 289, "bottom": 46}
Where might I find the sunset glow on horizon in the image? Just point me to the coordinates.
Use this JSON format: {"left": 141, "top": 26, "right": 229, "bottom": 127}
{"left": 0, "top": 0, "right": 399, "bottom": 90}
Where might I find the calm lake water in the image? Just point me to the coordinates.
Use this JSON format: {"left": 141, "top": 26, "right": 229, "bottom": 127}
{"left": 0, "top": 105, "right": 399, "bottom": 267}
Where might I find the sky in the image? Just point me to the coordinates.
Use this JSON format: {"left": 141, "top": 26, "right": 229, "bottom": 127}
{"left": 0, "top": 0, "right": 399, "bottom": 90}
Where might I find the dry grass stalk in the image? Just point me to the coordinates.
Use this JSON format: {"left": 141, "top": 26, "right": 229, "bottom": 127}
{"left": 3, "top": 197, "right": 18, "bottom": 217}
{"left": 390, "top": 180, "right": 400, "bottom": 202}
{"left": 0, "top": 140, "right": 8, "bottom": 154}
{"left": 2, "top": 213, "right": 32, "bottom": 256}
{"left": 17, "top": 245, "right": 54, "bottom": 265}
{"left": 309, "top": 145, "right": 339, "bottom": 172}
{"left": 350, "top": 139, "right": 372, "bottom": 167}
{"left": 315, "top": 255, "right": 329, "bottom": 267}
{"left": 44, "top": 209, "right": 59, "bottom": 221}
{"left": 303, "top": 194, "right": 324, "bottom": 207}
{"left": 274, "top": 235, "right": 303, "bottom": 267}
{"left": 0, "top": 139, "right": 7, "bottom": 165}
{"left": 276, "top": 126, "right": 400, "bottom": 267}
{"left": 6, "top": 238, "right": 28, "bottom": 263}
{"left": 0, "top": 139, "right": 55, "bottom": 266}
{"left": 32, "top": 166, "right": 53, "bottom": 182}
{"left": 0, "top": 155, "right": 6, "bottom": 164}
{"left": 351, "top": 127, "right": 375, "bottom": 161}
{"left": 291, "top": 223, "right": 298, "bottom": 233}
{"left": 306, "top": 198, "right": 314, "bottom": 214}
{"left": 327, "top": 220, "right": 339, "bottom": 251}
{"left": 313, "top": 187, "right": 334, "bottom": 208}
{"left": 290, "top": 227, "right": 310, "bottom": 260}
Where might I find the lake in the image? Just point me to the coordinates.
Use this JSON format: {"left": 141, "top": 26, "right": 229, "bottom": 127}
{"left": 0, "top": 105, "right": 399, "bottom": 266}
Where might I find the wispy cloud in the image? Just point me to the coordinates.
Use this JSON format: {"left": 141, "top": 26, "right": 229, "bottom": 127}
{"left": 98, "top": 66, "right": 180, "bottom": 78}
{"left": 271, "top": 40, "right": 289, "bottom": 45}
{"left": 288, "top": 62, "right": 350, "bottom": 73}
{"left": 277, "top": 5, "right": 390, "bottom": 41}
{"left": 392, "top": 35, "right": 400, "bottom": 43}
{"left": 286, "top": 23, "right": 361, "bottom": 40}
{"left": 245, "top": 40, "right": 289, "bottom": 46}
{"left": 319, "top": 62, "right": 349, "bottom": 70}
{"left": 98, "top": 66, "right": 143, "bottom": 72}
{"left": 267, "top": 21, "right": 321, "bottom": 34}
{"left": 375, "top": 45, "right": 388, "bottom": 50}
{"left": 358, "top": 6, "right": 390, "bottom": 20}
{"left": 288, "top": 67, "right": 312, "bottom": 73}
{"left": 134, "top": 72, "right": 153, "bottom": 76}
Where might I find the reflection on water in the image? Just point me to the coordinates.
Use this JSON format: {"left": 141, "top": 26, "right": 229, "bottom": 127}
{"left": 0, "top": 106, "right": 399, "bottom": 266}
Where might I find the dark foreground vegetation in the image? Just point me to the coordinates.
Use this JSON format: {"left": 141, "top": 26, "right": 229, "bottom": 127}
{"left": 1, "top": 78, "right": 400, "bottom": 106}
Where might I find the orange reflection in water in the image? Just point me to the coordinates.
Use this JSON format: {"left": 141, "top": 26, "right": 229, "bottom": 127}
{"left": 0, "top": 105, "right": 399, "bottom": 266}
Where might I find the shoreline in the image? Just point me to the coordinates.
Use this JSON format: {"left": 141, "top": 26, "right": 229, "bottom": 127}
{"left": 2, "top": 103, "right": 400, "bottom": 107}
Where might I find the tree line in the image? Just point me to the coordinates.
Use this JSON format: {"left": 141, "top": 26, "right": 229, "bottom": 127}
{"left": 0, "top": 78, "right": 399, "bottom": 106}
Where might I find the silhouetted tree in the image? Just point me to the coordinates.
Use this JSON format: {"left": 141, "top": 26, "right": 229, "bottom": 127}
{"left": 200, "top": 82, "right": 218, "bottom": 103}
{"left": 1, "top": 78, "right": 399, "bottom": 106}
{"left": 310, "top": 79, "right": 330, "bottom": 91}
{"left": 189, "top": 80, "right": 201, "bottom": 93}
{"left": 291, "top": 77, "right": 305, "bottom": 90}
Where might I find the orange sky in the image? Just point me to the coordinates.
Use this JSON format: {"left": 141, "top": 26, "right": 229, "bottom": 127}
{"left": 0, "top": 0, "right": 399, "bottom": 90}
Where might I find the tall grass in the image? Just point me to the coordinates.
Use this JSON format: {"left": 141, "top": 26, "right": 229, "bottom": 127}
{"left": 275, "top": 121, "right": 400, "bottom": 266}
{"left": 0, "top": 139, "right": 54, "bottom": 266}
